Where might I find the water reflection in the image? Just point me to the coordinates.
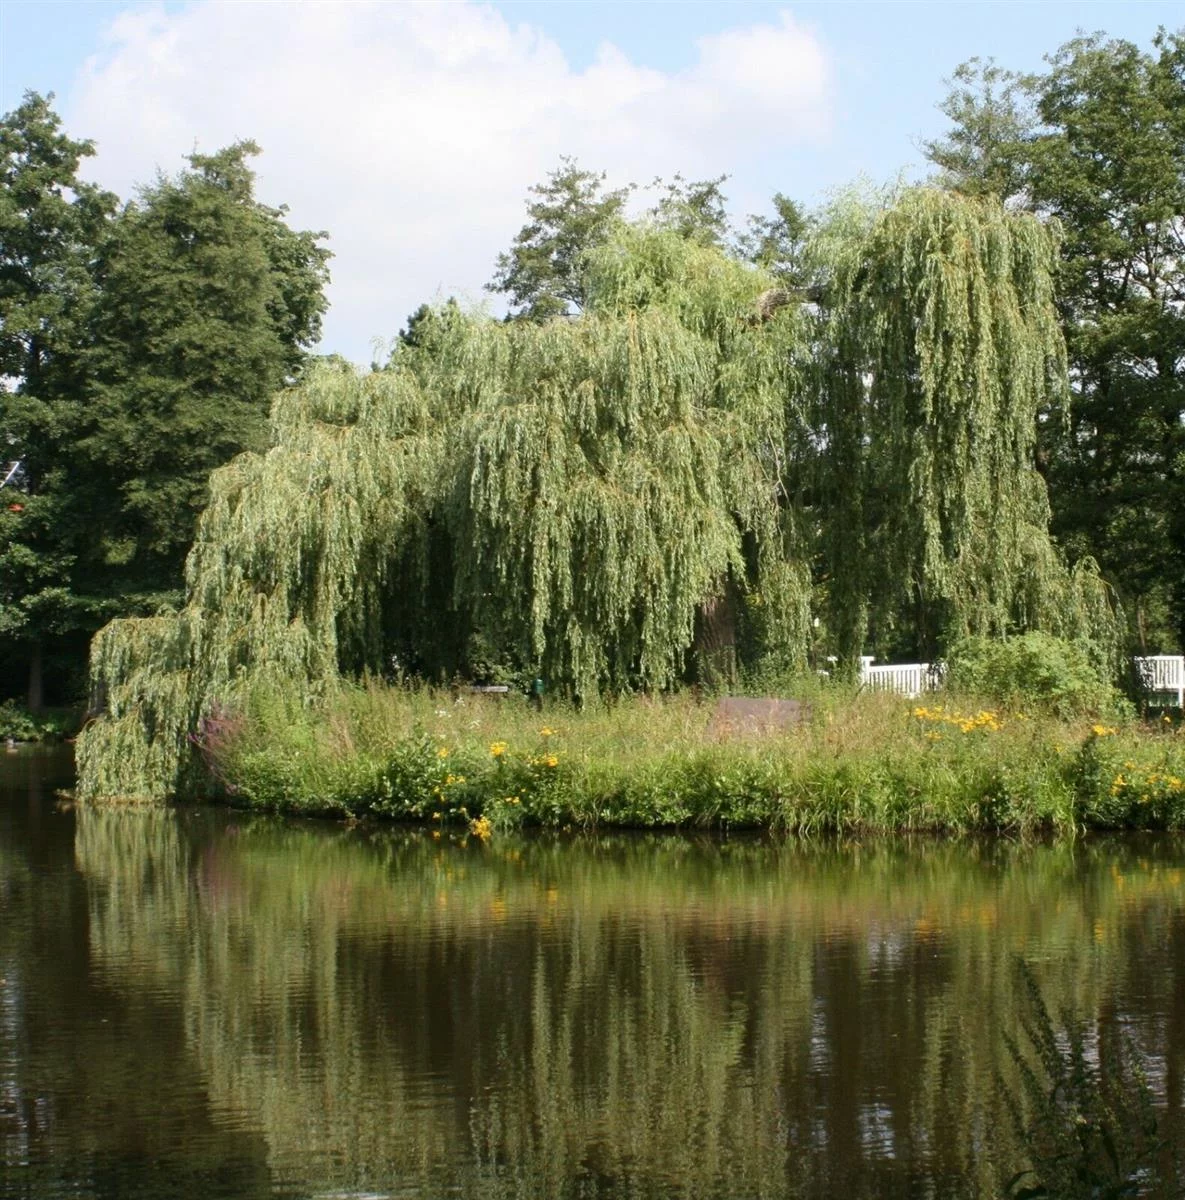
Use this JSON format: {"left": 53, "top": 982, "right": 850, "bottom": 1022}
{"left": 3, "top": 754, "right": 1185, "bottom": 1198}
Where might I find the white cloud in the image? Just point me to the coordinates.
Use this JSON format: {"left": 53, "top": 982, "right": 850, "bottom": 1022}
{"left": 68, "top": 1, "right": 832, "bottom": 362}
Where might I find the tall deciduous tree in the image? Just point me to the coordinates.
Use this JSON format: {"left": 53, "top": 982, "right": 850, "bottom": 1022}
{"left": 926, "top": 30, "right": 1185, "bottom": 650}
{"left": 1, "top": 99, "right": 331, "bottom": 705}
{"left": 488, "top": 158, "right": 632, "bottom": 320}
{"left": 0, "top": 92, "right": 116, "bottom": 704}
{"left": 73, "top": 141, "right": 331, "bottom": 600}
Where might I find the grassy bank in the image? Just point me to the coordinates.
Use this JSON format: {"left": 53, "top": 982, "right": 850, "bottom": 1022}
{"left": 192, "top": 680, "right": 1185, "bottom": 835}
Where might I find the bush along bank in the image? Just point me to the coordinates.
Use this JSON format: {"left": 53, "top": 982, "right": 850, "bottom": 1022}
{"left": 187, "top": 683, "right": 1185, "bottom": 837}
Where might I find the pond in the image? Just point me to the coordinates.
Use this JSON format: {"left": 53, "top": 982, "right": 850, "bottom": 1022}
{"left": 2, "top": 745, "right": 1184, "bottom": 1198}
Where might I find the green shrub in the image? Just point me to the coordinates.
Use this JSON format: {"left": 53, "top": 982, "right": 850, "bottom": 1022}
{"left": 0, "top": 700, "right": 77, "bottom": 742}
{"left": 946, "top": 633, "right": 1121, "bottom": 718}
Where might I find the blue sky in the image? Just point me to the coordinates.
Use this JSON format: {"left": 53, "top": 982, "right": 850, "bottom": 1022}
{"left": 1, "top": 1, "right": 1179, "bottom": 361}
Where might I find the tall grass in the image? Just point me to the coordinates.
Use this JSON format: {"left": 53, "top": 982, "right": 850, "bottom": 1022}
{"left": 195, "top": 679, "right": 1185, "bottom": 834}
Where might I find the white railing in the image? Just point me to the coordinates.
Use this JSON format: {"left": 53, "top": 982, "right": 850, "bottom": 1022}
{"left": 1134, "top": 655, "right": 1184, "bottom": 706}
{"left": 857, "top": 653, "right": 1185, "bottom": 706}
{"left": 859, "top": 657, "right": 943, "bottom": 699}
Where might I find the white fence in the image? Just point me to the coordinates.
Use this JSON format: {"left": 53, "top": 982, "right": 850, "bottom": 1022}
{"left": 1134, "top": 655, "right": 1185, "bottom": 706}
{"left": 858, "top": 657, "right": 943, "bottom": 699}
{"left": 859, "top": 653, "right": 1185, "bottom": 705}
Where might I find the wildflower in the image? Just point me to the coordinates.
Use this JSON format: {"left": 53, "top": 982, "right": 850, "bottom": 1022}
{"left": 432, "top": 811, "right": 441, "bottom": 820}
{"left": 1091, "top": 724, "right": 1117, "bottom": 737}
{"left": 490, "top": 741, "right": 508, "bottom": 757}
{"left": 469, "top": 815, "right": 493, "bottom": 840}
{"left": 539, "top": 727, "right": 555, "bottom": 737}
{"left": 541, "top": 754, "right": 558, "bottom": 768}
{"left": 437, "top": 746, "right": 449, "bottom": 758}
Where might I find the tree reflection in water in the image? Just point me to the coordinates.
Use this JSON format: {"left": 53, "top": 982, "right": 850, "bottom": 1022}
{"left": 62, "top": 809, "right": 1185, "bottom": 1199}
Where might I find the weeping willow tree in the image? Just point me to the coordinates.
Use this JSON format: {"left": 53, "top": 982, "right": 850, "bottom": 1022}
{"left": 808, "top": 188, "right": 1118, "bottom": 665}
{"left": 77, "top": 228, "right": 813, "bottom": 799}
{"left": 77, "top": 189, "right": 1121, "bottom": 802}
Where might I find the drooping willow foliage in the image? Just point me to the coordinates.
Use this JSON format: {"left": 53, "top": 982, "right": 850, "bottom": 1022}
{"left": 76, "top": 189, "right": 1121, "bottom": 801}
{"left": 809, "top": 188, "right": 1118, "bottom": 666}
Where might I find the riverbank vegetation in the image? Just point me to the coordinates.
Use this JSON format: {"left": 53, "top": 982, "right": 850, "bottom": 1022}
{"left": 73, "top": 189, "right": 1123, "bottom": 803}
{"left": 182, "top": 674, "right": 1185, "bottom": 835}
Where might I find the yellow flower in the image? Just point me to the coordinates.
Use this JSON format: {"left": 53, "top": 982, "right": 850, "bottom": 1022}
{"left": 539, "top": 727, "right": 555, "bottom": 737}
{"left": 469, "top": 815, "right": 493, "bottom": 840}
{"left": 490, "top": 741, "right": 508, "bottom": 758}
{"left": 1091, "top": 724, "right": 1116, "bottom": 737}
{"left": 432, "top": 811, "right": 441, "bottom": 820}
{"left": 436, "top": 747, "right": 450, "bottom": 759}
{"left": 542, "top": 754, "right": 558, "bottom": 768}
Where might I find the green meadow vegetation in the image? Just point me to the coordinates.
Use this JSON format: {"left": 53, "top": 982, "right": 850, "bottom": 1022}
{"left": 191, "top": 664, "right": 1185, "bottom": 836}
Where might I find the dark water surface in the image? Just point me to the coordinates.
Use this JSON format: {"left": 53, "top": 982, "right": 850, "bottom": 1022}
{"left": 3, "top": 746, "right": 1185, "bottom": 1199}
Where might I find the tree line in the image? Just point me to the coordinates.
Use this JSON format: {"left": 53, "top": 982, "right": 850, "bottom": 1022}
{"left": 0, "top": 95, "right": 330, "bottom": 706}
{"left": 3, "top": 25, "right": 1184, "bottom": 715}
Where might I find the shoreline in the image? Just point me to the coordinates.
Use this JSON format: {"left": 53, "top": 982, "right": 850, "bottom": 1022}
{"left": 76, "top": 685, "right": 1185, "bottom": 837}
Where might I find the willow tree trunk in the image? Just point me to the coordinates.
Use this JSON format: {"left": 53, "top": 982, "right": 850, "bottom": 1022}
{"left": 695, "top": 582, "right": 738, "bottom": 690}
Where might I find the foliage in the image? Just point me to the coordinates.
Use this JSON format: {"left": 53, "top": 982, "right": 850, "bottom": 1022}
{"left": 0, "top": 91, "right": 115, "bottom": 411}
{"left": 1001, "top": 959, "right": 1178, "bottom": 1199}
{"left": 77, "top": 191, "right": 1120, "bottom": 802}
{"left": 0, "top": 97, "right": 331, "bottom": 707}
{"left": 488, "top": 161, "right": 735, "bottom": 322}
{"left": 926, "top": 30, "right": 1185, "bottom": 651}
{"left": 172, "top": 678, "right": 1185, "bottom": 836}
{"left": 73, "top": 139, "right": 332, "bottom": 604}
{"left": 736, "top": 191, "right": 810, "bottom": 285}
{"left": 0, "top": 92, "right": 117, "bottom": 702}
{"left": 808, "top": 187, "right": 1108, "bottom": 662}
{"left": 487, "top": 157, "right": 632, "bottom": 320}
{"left": 946, "top": 632, "right": 1122, "bottom": 718}
{"left": 646, "top": 171, "right": 731, "bottom": 246}
{"left": 0, "top": 698, "right": 75, "bottom": 741}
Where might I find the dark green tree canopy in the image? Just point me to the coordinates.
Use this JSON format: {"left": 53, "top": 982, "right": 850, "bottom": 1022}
{"left": 0, "top": 98, "right": 331, "bottom": 705}
{"left": 0, "top": 91, "right": 116, "bottom": 479}
{"left": 76, "top": 139, "right": 331, "bottom": 587}
{"left": 488, "top": 162, "right": 740, "bottom": 322}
